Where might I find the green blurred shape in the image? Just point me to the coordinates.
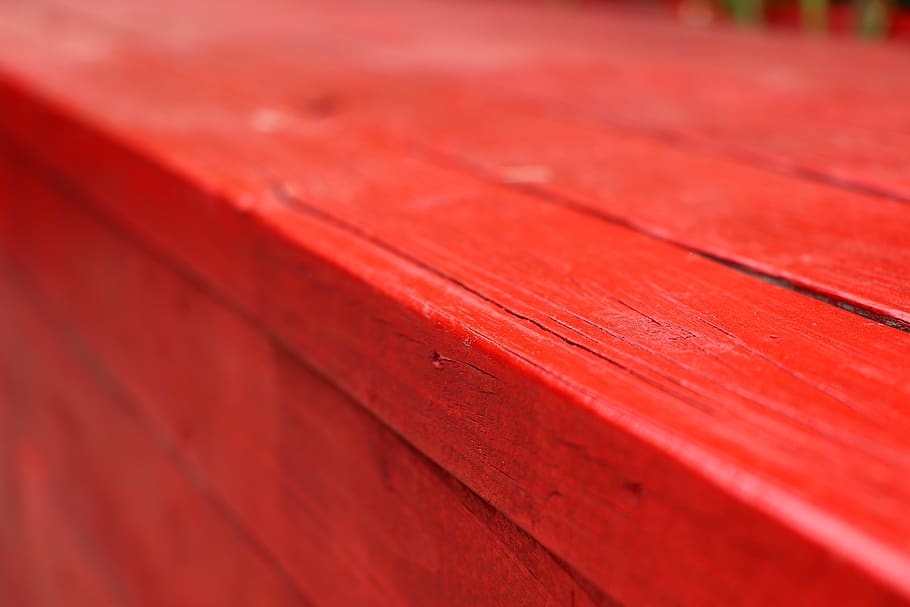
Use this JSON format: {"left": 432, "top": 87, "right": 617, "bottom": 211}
{"left": 856, "top": 0, "right": 890, "bottom": 37}
{"left": 728, "top": 0, "right": 765, "bottom": 23}
{"left": 801, "top": 0, "right": 829, "bottom": 31}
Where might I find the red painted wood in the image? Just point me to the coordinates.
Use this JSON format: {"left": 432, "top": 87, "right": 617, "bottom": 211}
{"left": 2, "top": 2, "right": 910, "bottom": 606}
{"left": 0, "top": 159, "right": 620, "bottom": 605}
{"left": 33, "top": 0, "right": 910, "bottom": 197}
{"left": 0, "top": 285, "right": 310, "bottom": 607}
{"left": 0, "top": 160, "right": 613, "bottom": 607}
{"left": 4, "top": 77, "right": 910, "bottom": 606}
{"left": 1, "top": 0, "right": 908, "bottom": 327}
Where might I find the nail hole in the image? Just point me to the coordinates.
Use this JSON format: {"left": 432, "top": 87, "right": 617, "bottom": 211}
{"left": 623, "top": 481, "right": 644, "bottom": 504}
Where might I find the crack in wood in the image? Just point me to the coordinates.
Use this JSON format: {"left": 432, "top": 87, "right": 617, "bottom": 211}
{"left": 407, "top": 142, "right": 910, "bottom": 336}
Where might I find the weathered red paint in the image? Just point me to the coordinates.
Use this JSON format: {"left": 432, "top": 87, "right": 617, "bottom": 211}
{"left": 2, "top": 0, "right": 909, "bottom": 323}
{"left": 1, "top": 161, "right": 611, "bottom": 606}
{"left": 1, "top": 1, "right": 910, "bottom": 606}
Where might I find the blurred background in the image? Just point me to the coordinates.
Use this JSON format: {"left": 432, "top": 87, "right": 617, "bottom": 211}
{"left": 569, "top": 0, "right": 910, "bottom": 38}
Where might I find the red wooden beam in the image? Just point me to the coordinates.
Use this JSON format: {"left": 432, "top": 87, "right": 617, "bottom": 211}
{"left": 2, "top": 1, "right": 910, "bottom": 605}
{"left": 1, "top": 159, "right": 611, "bottom": 606}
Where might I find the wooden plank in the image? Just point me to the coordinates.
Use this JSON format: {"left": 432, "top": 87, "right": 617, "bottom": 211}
{"left": 37, "top": 0, "right": 910, "bottom": 198}
{"left": 384, "top": 0, "right": 910, "bottom": 200}
{"left": 3, "top": 69, "right": 910, "bottom": 607}
{"left": 0, "top": 350, "right": 120, "bottom": 607}
{"left": 0, "top": 284, "right": 312, "bottom": 607}
{"left": 0, "top": 162, "right": 614, "bottom": 607}
{"left": 2, "top": 136, "right": 310, "bottom": 607}
{"left": 2, "top": 2, "right": 910, "bottom": 606}
{"left": 2, "top": 1, "right": 908, "bottom": 328}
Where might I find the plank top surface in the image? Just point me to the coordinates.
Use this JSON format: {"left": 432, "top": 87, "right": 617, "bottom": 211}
{"left": 2, "top": 0, "right": 910, "bottom": 605}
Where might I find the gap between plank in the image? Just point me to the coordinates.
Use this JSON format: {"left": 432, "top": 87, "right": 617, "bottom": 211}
{"left": 15, "top": 1, "right": 909, "bottom": 333}
{"left": 407, "top": 143, "right": 910, "bottom": 335}
{"left": 698, "top": 253, "right": 910, "bottom": 334}
{"left": 47, "top": 0, "right": 910, "bottom": 210}
{"left": 500, "top": 102, "right": 910, "bottom": 208}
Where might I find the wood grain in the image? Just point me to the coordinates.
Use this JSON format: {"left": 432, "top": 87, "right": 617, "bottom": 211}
{"left": 2, "top": 1, "right": 910, "bottom": 606}
{"left": 4, "top": 87, "right": 910, "bottom": 606}
{"left": 28, "top": 0, "right": 910, "bottom": 197}
{"left": 1, "top": 0, "right": 908, "bottom": 326}
{"left": 0, "top": 281, "right": 312, "bottom": 607}
{"left": 0, "top": 156, "right": 616, "bottom": 606}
